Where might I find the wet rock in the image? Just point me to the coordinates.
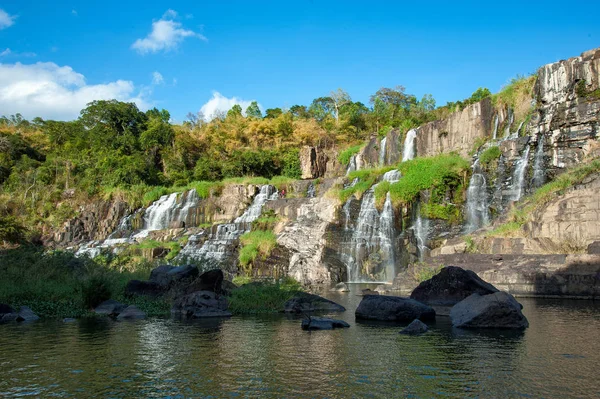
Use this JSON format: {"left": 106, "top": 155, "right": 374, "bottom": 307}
{"left": 284, "top": 293, "right": 346, "bottom": 313}
{"left": 1, "top": 313, "right": 18, "bottom": 322}
{"left": 410, "top": 266, "right": 498, "bottom": 306}
{"left": 196, "top": 269, "right": 224, "bottom": 293}
{"left": 399, "top": 319, "right": 429, "bottom": 335}
{"left": 355, "top": 295, "right": 435, "bottom": 322}
{"left": 94, "top": 299, "right": 128, "bottom": 316}
{"left": 0, "top": 303, "right": 15, "bottom": 316}
{"left": 301, "top": 317, "right": 350, "bottom": 331}
{"left": 149, "top": 264, "right": 199, "bottom": 288}
{"left": 172, "top": 291, "right": 232, "bottom": 318}
{"left": 331, "top": 282, "right": 349, "bottom": 292}
{"left": 375, "top": 285, "right": 389, "bottom": 294}
{"left": 116, "top": 305, "right": 146, "bottom": 320}
{"left": 362, "top": 289, "right": 379, "bottom": 296}
{"left": 125, "top": 280, "right": 163, "bottom": 298}
{"left": 15, "top": 306, "right": 39, "bottom": 322}
{"left": 450, "top": 292, "right": 529, "bottom": 329}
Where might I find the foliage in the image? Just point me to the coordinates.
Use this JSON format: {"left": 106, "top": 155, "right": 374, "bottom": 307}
{"left": 492, "top": 75, "right": 536, "bottom": 109}
{"left": 238, "top": 230, "right": 277, "bottom": 267}
{"left": 407, "top": 263, "right": 444, "bottom": 283}
{"left": 251, "top": 209, "right": 280, "bottom": 231}
{"left": 338, "top": 144, "right": 363, "bottom": 166}
{"left": 0, "top": 215, "right": 26, "bottom": 244}
{"left": 464, "top": 236, "right": 478, "bottom": 253}
{"left": 227, "top": 278, "right": 302, "bottom": 314}
{"left": 479, "top": 146, "right": 501, "bottom": 166}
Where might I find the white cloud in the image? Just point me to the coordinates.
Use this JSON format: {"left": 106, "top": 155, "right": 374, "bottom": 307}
{"left": 131, "top": 10, "right": 206, "bottom": 55}
{"left": 0, "top": 9, "right": 16, "bottom": 30}
{"left": 71, "top": 9, "right": 78, "bottom": 16}
{"left": 200, "top": 91, "right": 261, "bottom": 121}
{"left": 151, "top": 71, "right": 164, "bottom": 85}
{"left": 0, "top": 62, "right": 150, "bottom": 120}
{"left": 1, "top": 48, "right": 37, "bottom": 58}
{"left": 1, "top": 48, "right": 11, "bottom": 57}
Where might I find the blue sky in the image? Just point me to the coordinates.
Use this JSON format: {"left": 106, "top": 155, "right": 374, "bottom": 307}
{"left": 1, "top": 0, "right": 599, "bottom": 121}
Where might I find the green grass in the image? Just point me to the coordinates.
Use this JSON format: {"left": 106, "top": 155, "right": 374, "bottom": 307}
{"left": 338, "top": 144, "right": 363, "bottom": 166}
{"left": 407, "top": 263, "right": 444, "bottom": 283}
{"left": 479, "top": 146, "right": 501, "bottom": 166}
{"left": 251, "top": 210, "right": 280, "bottom": 231}
{"left": 492, "top": 74, "right": 536, "bottom": 109}
{"left": 227, "top": 278, "right": 302, "bottom": 314}
{"left": 486, "top": 221, "right": 523, "bottom": 237}
{"left": 0, "top": 245, "right": 169, "bottom": 318}
{"left": 238, "top": 230, "right": 277, "bottom": 267}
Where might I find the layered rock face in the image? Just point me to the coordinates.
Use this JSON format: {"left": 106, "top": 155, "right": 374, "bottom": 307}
{"left": 416, "top": 98, "right": 494, "bottom": 159}
{"left": 534, "top": 48, "right": 600, "bottom": 168}
{"left": 299, "top": 146, "right": 328, "bottom": 179}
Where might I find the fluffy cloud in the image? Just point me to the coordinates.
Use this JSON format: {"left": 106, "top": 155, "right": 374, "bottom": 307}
{"left": 0, "top": 48, "right": 10, "bottom": 57}
{"left": 1, "top": 48, "right": 37, "bottom": 58}
{"left": 0, "top": 9, "right": 16, "bottom": 30}
{"left": 131, "top": 10, "right": 206, "bottom": 55}
{"left": 152, "top": 71, "right": 164, "bottom": 85}
{"left": 200, "top": 91, "right": 261, "bottom": 120}
{"left": 0, "top": 62, "right": 149, "bottom": 120}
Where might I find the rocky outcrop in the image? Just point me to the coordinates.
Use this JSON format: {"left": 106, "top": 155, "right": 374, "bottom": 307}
{"left": 277, "top": 196, "right": 340, "bottom": 286}
{"left": 410, "top": 266, "right": 499, "bottom": 306}
{"left": 299, "top": 146, "right": 328, "bottom": 179}
{"left": 416, "top": 99, "right": 494, "bottom": 159}
{"left": 534, "top": 48, "right": 600, "bottom": 169}
{"left": 356, "top": 136, "right": 380, "bottom": 169}
{"left": 450, "top": 292, "right": 529, "bottom": 329}
{"left": 1, "top": 306, "right": 40, "bottom": 322}
{"left": 171, "top": 291, "right": 231, "bottom": 318}
{"left": 283, "top": 293, "right": 346, "bottom": 313}
{"left": 301, "top": 317, "right": 350, "bottom": 330}
{"left": 116, "top": 305, "right": 146, "bottom": 320}
{"left": 355, "top": 295, "right": 435, "bottom": 322}
{"left": 149, "top": 265, "right": 199, "bottom": 288}
{"left": 399, "top": 319, "right": 428, "bottom": 335}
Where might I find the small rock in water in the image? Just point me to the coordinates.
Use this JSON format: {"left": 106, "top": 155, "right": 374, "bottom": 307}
{"left": 355, "top": 295, "right": 436, "bottom": 322}
{"left": 362, "top": 289, "right": 379, "bottom": 296}
{"left": 116, "top": 306, "right": 146, "bottom": 320}
{"left": 62, "top": 318, "right": 77, "bottom": 323}
{"left": 331, "top": 282, "right": 349, "bottom": 292}
{"left": 0, "top": 303, "right": 15, "bottom": 316}
{"left": 375, "top": 285, "right": 389, "bottom": 294}
{"left": 171, "top": 290, "right": 232, "bottom": 318}
{"left": 284, "top": 293, "right": 345, "bottom": 313}
{"left": 301, "top": 317, "right": 350, "bottom": 331}
{"left": 94, "top": 299, "right": 127, "bottom": 317}
{"left": 16, "top": 306, "right": 40, "bottom": 322}
{"left": 399, "top": 319, "right": 428, "bottom": 335}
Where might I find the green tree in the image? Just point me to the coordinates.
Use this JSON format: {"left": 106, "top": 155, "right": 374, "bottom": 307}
{"left": 265, "top": 108, "right": 283, "bottom": 119}
{"left": 245, "top": 101, "right": 262, "bottom": 119}
{"left": 227, "top": 104, "right": 243, "bottom": 118}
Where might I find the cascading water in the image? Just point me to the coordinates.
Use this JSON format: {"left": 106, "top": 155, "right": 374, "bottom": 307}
{"left": 504, "top": 110, "right": 514, "bottom": 137}
{"left": 402, "top": 129, "right": 417, "bottom": 162}
{"left": 492, "top": 115, "right": 499, "bottom": 140}
{"left": 177, "top": 185, "right": 277, "bottom": 266}
{"left": 510, "top": 146, "right": 531, "bottom": 201}
{"left": 413, "top": 205, "right": 430, "bottom": 261}
{"left": 532, "top": 135, "right": 546, "bottom": 188}
{"left": 306, "top": 182, "right": 316, "bottom": 198}
{"left": 379, "top": 137, "right": 387, "bottom": 165}
{"left": 342, "top": 170, "right": 400, "bottom": 282}
{"left": 343, "top": 178, "right": 359, "bottom": 230}
{"left": 346, "top": 154, "right": 360, "bottom": 176}
{"left": 464, "top": 160, "right": 490, "bottom": 233}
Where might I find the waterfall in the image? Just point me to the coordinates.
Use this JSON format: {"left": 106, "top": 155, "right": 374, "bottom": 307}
{"left": 382, "top": 169, "right": 401, "bottom": 182}
{"left": 177, "top": 185, "right": 277, "bottom": 266}
{"left": 378, "top": 192, "right": 396, "bottom": 279}
{"left": 306, "top": 182, "right": 316, "bottom": 198}
{"left": 413, "top": 205, "right": 430, "bottom": 261}
{"left": 532, "top": 135, "right": 546, "bottom": 188}
{"left": 504, "top": 110, "right": 514, "bottom": 137}
{"left": 346, "top": 154, "right": 358, "bottom": 176}
{"left": 492, "top": 115, "right": 499, "bottom": 140}
{"left": 342, "top": 178, "right": 359, "bottom": 230}
{"left": 510, "top": 146, "right": 531, "bottom": 201}
{"left": 402, "top": 129, "right": 417, "bottom": 162}
{"left": 379, "top": 137, "right": 387, "bottom": 165}
{"left": 464, "top": 160, "right": 490, "bottom": 233}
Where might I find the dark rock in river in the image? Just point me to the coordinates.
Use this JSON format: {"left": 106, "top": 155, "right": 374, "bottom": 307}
{"left": 116, "top": 305, "right": 146, "bottom": 320}
{"left": 450, "top": 292, "right": 529, "bottom": 329}
{"left": 284, "top": 293, "right": 346, "bottom": 313}
{"left": 125, "top": 280, "right": 164, "bottom": 298}
{"left": 194, "top": 269, "right": 224, "bottom": 293}
{"left": 172, "top": 291, "right": 232, "bottom": 318}
{"left": 149, "top": 264, "right": 199, "bottom": 288}
{"left": 0, "top": 303, "right": 15, "bottom": 316}
{"left": 94, "top": 299, "right": 128, "bottom": 316}
{"left": 362, "top": 288, "right": 379, "bottom": 296}
{"left": 410, "top": 266, "right": 498, "bottom": 306}
{"left": 301, "top": 317, "right": 350, "bottom": 330}
{"left": 399, "top": 319, "right": 429, "bottom": 335}
{"left": 15, "top": 306, "right": 40, "bottom": 322}
{"left": 355, "top": 295, "right": 436, "bottom": 322}
{"left": 331, "top": 282, "right": 349, "bottom": 292}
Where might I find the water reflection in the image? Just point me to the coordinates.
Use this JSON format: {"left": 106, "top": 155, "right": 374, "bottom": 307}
{"left": 1, "top": 293, "right": 599, "bottom": 398}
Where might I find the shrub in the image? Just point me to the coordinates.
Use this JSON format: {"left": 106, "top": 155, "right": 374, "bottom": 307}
{"left": 479, "top": 146, "right": 501, "bottom": 166}
{"left": 238, "top": 230, "right": 277, "bottom": 267}
{"left": 227, "top": 278, "right": 302, "bottom": 314}
{"left": 338, "top": 144, "right": 363, "bottom": 165}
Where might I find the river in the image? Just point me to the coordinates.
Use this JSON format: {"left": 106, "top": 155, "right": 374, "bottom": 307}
{"left": 1, "top": 285, "right": 599, "bottom": 398}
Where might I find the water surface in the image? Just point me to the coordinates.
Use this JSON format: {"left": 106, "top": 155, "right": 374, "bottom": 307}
{"left": 1, "top": 286, "right": 599, "bottom": 398}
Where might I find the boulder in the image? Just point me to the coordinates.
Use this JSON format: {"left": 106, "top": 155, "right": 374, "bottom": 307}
{"left": 331, "top": 282, "right": 349, "bottom": 292}
{"left": 116, "top": 305, "right": 146, "bottom": 320}
{"left": 149, "top": 264, "right": 199, "bottom": 288}
{"left": 399, "top": 319, "right": 428, "bottom": 335}
{"left": 450, "top": 292, "right": 529, "bottom": 329}
{"left": 0, "top": 303, "right": 15, "bottom": 316}
{"left": 172, "top": 291, "right": 232, "bottom": 318}
{"left": 1, "top": 312, "right": 18, "bottom": 322}
{"left": 283, "top": 293, "right": 346, "bottom": 313}
{"left": 301, "top": 317, "right": 350, "bottom": 331}
{"left": 196, "top": 269, "right": 224, "bottom": 293}
{"left": 375, "top": 285, "right": 389, "bottom": 294}
{"left": 15, "top": 306, "right": 39, "bottom": 322}
{"left": 362, "top": 289, "right": 379, "bottom": 296}
{"left": 221, "top": 280, "right": 238, "bottom": 295}
{"left": 125, "top": 280, "right": 163, "bottom": 298}
{"left": 355, "top": 295, "right": 436, "bottom": 322}
{"left": 587, "top": 241, "right": 600, "bottom": 254}
{"left": 410, "top": 266, "right": 498, "bottom": 306}
{"left": 94, "top": 299, "right": 127, "bottom": 316}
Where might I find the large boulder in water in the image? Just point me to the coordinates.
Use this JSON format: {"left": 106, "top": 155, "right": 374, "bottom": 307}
{"left": 116, "top": 305, "right": 146, "bottom": 320}
{"left": 301, "top": 317, "right": 350, "bottom": 330}
{"left": 195, "top": 269, "right": 224, "bottom": 293}
{"left": 450, "top": 292, "right": 529, "bottom": 329}
{"left": 399, "top": 319, "right": 429, "bottom": 335}
{"left": 16, "top": 306, "right": 39, "bottom": 322}
{"left": 172, "top": 291, "right": 232, "bottom": 318}
{"left": 125, "top": 280, "right": 163, "bottom": 298}
{"left": 149, "top": 265, "right": 199, "bottom": 288}
{"left": 410, "top": 266, "right": 498, "bottom": 306}
{"left": 284, "top": 293, "right": 345, "bottom": 313}
{"left": 0, "top": 303, "right": 15, "bottom": 317}
{"left": 355, "top": 295, "right": 435, "bottom": 322}
{"left": 94, "top": 299, "right": 127, "bottom": 316}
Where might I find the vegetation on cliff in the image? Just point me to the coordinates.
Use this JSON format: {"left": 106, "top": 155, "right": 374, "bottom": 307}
{"left": 227, "top": 277, "right": 302, "bottom": 314}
